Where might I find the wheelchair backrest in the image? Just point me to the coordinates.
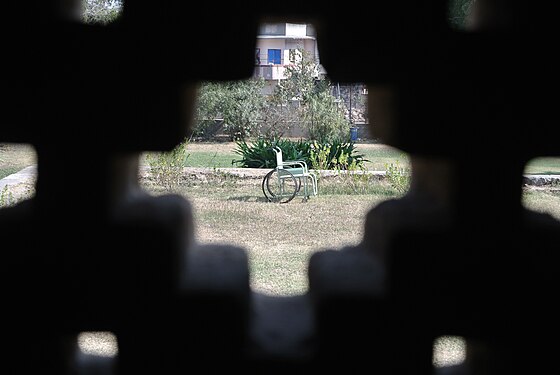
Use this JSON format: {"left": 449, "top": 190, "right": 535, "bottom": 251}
{"left": 273, "top": 146, "right": 284, "bottom": 169}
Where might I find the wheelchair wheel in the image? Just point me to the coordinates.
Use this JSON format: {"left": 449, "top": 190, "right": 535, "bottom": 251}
{"left": 262, "top": 169, "right": 298, "bottom": 203}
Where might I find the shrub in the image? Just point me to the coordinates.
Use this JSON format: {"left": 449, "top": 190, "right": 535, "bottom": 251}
{"left": 146, "top": 138, "right": 190, "bottom": 192}
{"left": 309, "top": 140, "right": 367, "bottom": 171}
{"left": 385, "top": 159, "right": 411, "bottom": 195}
{"left": 0, "top": 185, "right": 15, "bottom": 207}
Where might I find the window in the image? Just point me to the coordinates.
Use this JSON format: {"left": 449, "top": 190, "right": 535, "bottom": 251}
{"left": 268, "top": 49, "right": 281, "bottom": 65}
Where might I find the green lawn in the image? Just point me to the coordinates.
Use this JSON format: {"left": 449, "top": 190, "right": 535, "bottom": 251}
{"left": 356, "top": 143, "right": 560, "bottom": 175}
{"left": 186, "top": 150, "right": 238, "bottom": 168}
{"left": 140, "top": 141, "right": 239, "bottom": 169}
{"left": 524, "top": 157, "right": 560, "bottom": 175}
{"left": 355, "top": 143, "right": 410, "bottom": 171}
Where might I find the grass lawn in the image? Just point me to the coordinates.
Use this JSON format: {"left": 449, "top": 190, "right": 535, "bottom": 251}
{"left": 184, "top": 141, "right": 239, "bottom": 168}
{"left": 355, "top": 143, "right": 410, "bottom": 171}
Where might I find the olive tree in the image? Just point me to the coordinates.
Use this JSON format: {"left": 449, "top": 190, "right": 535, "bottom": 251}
{"left": 273, "top": 49, "right": 350, "bottom": 143}
{"left": 193, "top": 78, "right": 266, "bottom": 141}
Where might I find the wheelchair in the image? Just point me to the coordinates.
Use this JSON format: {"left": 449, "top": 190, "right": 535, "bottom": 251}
{"left": 261, "top": 146, "right": 318, "bottom": 203}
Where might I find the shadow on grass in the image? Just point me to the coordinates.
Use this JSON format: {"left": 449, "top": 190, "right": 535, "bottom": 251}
{"left": 226, "top": 195, "right": 270, "bottom": 203}
{"left": 227, "top": 195, "right": 311, "bottom": 203}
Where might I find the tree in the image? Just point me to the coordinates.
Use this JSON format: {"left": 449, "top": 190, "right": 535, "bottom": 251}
{"left": 272, "top": 49, "right": 350, "bottom": 143}
{"left": 304, "top": 84, "right": 350, "bottom": 142}
{"left": 193, "top": 78, "right": 266, "bottom": 141}
{"left": 258, "top": 94, "right": 301, "bottom": 140}
{"left": 193, "top": 81, "right": 227, "bottom": 139}
{"left": 274, "top": 49, "right": 319, "bottom": 105}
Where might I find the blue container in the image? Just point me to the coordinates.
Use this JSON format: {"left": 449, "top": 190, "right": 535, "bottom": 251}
{"left": 350, "top": 127, "right": 358, "bottom": 141}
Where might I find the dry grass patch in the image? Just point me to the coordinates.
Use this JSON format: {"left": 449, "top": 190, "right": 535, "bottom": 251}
{"left": 138, "top": 166, "right": 560, "bottom": 296}
{"left": 191, "top": 191, "right": 381, "bottom": 295}
{"left": 522, "top": 186, "right": 560, "bottom": 221}
{"left": 0, "top": 143, "right": 37, "bottom": 179}
{"left": 187, "top": 141, "right": 237, "bottom": 154}
{"left": 142, "top": 173, "right": 385, "bottom": 295}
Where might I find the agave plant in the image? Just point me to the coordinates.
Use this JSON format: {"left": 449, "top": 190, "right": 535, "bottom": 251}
{"left": 232, "top": 137, "right": 367, "bottom": 170}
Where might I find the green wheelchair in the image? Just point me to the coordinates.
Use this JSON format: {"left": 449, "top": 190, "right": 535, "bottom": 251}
{"left": 261, "top": 146, "right": 318, "bottom": 203}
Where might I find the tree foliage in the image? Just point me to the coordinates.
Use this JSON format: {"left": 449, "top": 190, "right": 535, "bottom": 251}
{"left": 274, "top": 50, "right": 319, "bottom": 104}
{"left": 193, "top": 49, "right": 350, "bottom": 143}
{"left": 82, "top": 0, "right": 122, "bottom": 24}
{"left": 193, "top": 78, "right": 266, "bottom": 140}
{"left": 258, "top": 94, "right": 301, "bottom": 140}
{"left": 274, "top": 49, "right": 349, "bottom": 143}
{"left": 303, "top": 86, "right": 349, "bottom": 143}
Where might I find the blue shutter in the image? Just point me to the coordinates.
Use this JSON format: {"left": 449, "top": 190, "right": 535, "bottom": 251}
{"left": 268, "top": 49, "right": 281, "bottom": 64}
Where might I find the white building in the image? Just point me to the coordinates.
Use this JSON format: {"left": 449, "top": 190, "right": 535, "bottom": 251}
{"left": 253, "top": 23, "right": 326, "bottom": 95}
{"left": 253, "top": 22, "right": 369, "bottom": 137}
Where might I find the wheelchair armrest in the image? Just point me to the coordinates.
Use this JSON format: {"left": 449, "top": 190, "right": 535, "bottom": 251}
{"left": 283, "top": 160, "right": 308, "bottom": 170}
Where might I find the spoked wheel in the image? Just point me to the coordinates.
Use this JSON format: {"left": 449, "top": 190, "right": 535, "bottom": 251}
{"left": 296, "top": 177, "right": 303, "bottom": 193}
{"left": 262, "top": 169, "right": 298, "bottom": 203}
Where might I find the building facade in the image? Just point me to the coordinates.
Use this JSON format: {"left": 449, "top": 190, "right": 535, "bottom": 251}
{"left": 253, "top": 23, "right": 326, "bottom": 95}
{"left": 253, "top": 22, "right": 369, "bottom": 138}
